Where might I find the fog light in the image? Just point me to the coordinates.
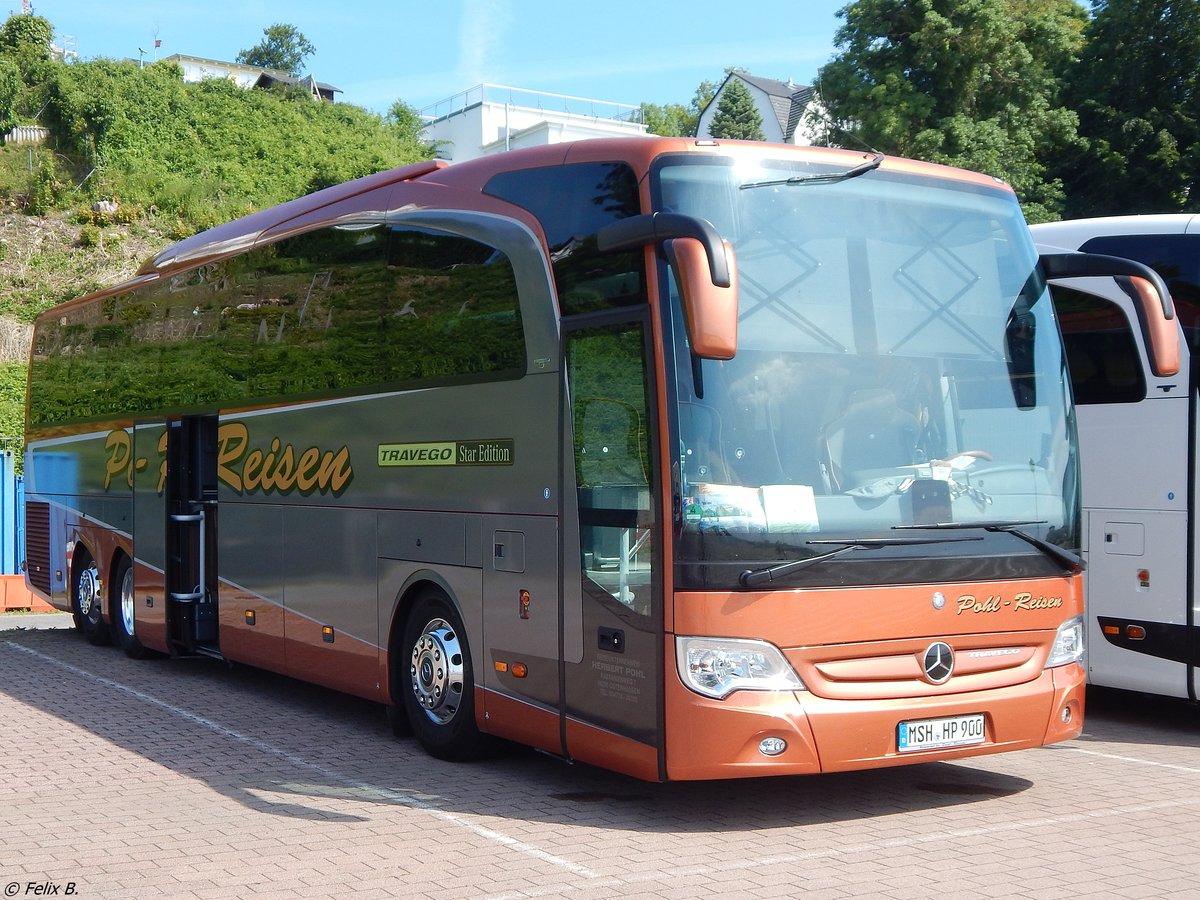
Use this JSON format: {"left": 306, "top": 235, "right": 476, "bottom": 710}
{"left": 759, "top": 737, "right": 787, "bottom": 756}
{"left": 1060, "top": 705, "right": 1072, "bottom": 724}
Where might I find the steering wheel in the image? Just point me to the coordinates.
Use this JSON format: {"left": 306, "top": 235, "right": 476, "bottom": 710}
{"left": 933, "top": 450, "right": 992, "bottom": 466}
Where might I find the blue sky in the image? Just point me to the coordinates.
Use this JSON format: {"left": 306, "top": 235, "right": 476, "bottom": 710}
{"left": 27, "top": 0, "right": 848, "bottom": 114}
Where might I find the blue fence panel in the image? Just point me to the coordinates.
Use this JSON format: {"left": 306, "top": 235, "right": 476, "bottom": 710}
{"left": 0, "top": 449, "right": 22, "bottom": 575}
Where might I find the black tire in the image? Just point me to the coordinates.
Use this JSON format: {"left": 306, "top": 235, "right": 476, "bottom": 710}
{"left": 72, "top": 552, "right": 111, "bottom": 646}
{"left": 399, "top": 589, "right": 495, "bottom": 761}
{"left": 385, "top": 703, "right": 413, "bottom": 738}
{"left": 111, "top": 556, "right": 151, "bottom": 659}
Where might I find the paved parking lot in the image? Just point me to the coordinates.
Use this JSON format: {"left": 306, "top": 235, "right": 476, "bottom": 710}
{"left": 1, "top": 618, "right": 1198, "bottom": 899}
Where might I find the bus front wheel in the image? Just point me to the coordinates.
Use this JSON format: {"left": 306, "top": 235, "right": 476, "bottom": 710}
{"left": 72, "top": 552, "right": 111, "bottom": 646}
{"left": 400, "top": 590, "right": 494, "bottom": 761}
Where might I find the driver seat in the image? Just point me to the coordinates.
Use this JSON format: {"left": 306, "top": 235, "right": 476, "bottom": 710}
{"left": 819, "top": 388, "right": 919, "bottom": 491}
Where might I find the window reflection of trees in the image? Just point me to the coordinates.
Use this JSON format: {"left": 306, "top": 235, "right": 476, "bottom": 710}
{"left": 485, "top": 162, "right": 645, "bottom": 316}
{"left": 29, "top": 225, "right": 526, "bottom": 426}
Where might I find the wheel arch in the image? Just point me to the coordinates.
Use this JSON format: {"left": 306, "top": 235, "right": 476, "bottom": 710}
{"left": 67, "top": 532, "right": 97, "bottom": 582}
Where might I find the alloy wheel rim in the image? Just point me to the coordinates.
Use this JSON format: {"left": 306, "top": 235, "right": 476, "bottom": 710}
{"left": 409, "top": 617, "right": 465, "bottom": 725}
{"left": 120, "top": 566, "right": 135, "bottom": 636}
{"left": 78, "top": 565, "right": 101, "bottom": 626}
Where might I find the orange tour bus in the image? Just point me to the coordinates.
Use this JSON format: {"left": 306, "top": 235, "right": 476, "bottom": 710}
{"left": 24, "top": 138, "right": 1155, "bottom": 781}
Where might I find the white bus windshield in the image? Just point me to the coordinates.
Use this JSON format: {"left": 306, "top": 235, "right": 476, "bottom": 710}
{"left": 654, "top": 156, "right": 1078, "bottom": 587}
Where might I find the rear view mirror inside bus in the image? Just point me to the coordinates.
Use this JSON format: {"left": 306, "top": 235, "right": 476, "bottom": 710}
{"left": 666, "top": 236, "right": 738, "bottom": 360}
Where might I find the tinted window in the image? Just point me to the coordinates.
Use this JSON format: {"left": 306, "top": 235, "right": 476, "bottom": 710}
{"left": 29, "top": 225, "right": 525, "bottom": 425}
{"left": 1051, "top": 284, "right": 1146, "bottom": 404}
{"left": 484, "top": 162, "right": 645, "bottom": 315}
{"left": 1080, "top": 233, "right": 1200, "bottom": 352}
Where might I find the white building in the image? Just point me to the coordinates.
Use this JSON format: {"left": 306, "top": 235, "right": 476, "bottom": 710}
{"left": 161, "top": 54, "right": 341, "bottom": 102}
{"left": 163, "top": 54, "right": 284, "bottom": 89}
{"left": 696, "top": 72, "right": 821, "bottom": 145}
{"left": 419, "top": 84, "right": 648, "bottom": 164}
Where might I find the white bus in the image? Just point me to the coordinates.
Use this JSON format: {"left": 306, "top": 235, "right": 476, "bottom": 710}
{"left": 1032, "top": 215, "right": 1195, "bottom": 700}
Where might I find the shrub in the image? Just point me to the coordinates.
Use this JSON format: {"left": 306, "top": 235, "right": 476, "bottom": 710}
{"left": 26, "top": 156, "right": 59, "bottom": 215}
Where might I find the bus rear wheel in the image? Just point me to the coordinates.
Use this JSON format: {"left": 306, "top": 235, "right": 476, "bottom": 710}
{"left": 400, "top": 590, "right": 494, "bottom": 761}
{"left": 112, "top": 557, "right": 151, "bottom": 659}
{"left": 72, "top": 553, "right": 111, "bottom": 646}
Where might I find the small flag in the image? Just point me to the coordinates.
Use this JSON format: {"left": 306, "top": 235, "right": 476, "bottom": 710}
{"left": 154, "top": 39, "right": 161, "bottom": 48}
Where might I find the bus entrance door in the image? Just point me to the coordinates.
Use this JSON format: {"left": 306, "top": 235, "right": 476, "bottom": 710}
{"left": 164, "top": 416, "right": 220, "bottom": 654}
{"left": 561, "top": 319, "right": 664, "bottom": 780}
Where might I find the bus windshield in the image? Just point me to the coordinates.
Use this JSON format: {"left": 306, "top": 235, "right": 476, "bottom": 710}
{"left": 654, "top": 155, "right": 1077, "bottom": 588}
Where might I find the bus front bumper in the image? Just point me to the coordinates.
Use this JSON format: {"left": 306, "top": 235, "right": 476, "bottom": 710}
{"left": 663, "top": 662, "right": 1085, "bottom": 781}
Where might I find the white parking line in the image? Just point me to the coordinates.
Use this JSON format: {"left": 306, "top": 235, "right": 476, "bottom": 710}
{"left": 482, "top": 793, "right": 1200, "bottom": 900}
{"left": 1, "top": 640, "right": 600, "bottom": 881}
{"left": 1061, "top": 744, "right": 1200, "bottom": 775}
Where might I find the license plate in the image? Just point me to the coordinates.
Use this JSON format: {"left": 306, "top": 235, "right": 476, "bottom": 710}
{"left": 897, "top": 713, "right": 986, "bottom": 752}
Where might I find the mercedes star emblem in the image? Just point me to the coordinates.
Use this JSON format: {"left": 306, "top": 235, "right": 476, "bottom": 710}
{"left": 923, "top": 641, "right": 955, "bottom": 684}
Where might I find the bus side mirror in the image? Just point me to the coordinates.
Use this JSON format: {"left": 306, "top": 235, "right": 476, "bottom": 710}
{"left": 1118, "top": 275, "right": 1180, "bottom": 377}
{"left": 597, "top": 212, "right": 740, "bottom": 359}
{"left": 1040, "top": 252, "right": 1180, "bottom": 377}
{"left": 666, "top": 237, "right": 738, "bottom": 360}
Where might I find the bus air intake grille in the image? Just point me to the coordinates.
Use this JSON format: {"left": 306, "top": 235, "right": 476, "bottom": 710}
{"left": 792, "top": 642, "right": 1044, "bottom": 701}
{"left": 25, "top": 501, "right": 51, "bottom": 595}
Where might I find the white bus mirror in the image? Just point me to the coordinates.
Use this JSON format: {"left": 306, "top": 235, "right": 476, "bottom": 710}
{"left": 667, "top": 237, "right": 738, "bottom": 360}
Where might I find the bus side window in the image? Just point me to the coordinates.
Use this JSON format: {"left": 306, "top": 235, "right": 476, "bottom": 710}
{"left": 484, "top": 162, "right": 646, "bottom": 316}
{"left": 1050, "top": 284, "right": 1146, "bottom": 405}
{"left": 566, "top": 323, "right": 655, "bottom": 616}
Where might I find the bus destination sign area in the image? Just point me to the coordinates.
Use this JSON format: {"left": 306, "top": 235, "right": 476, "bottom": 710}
{"left": 378, "top": 440, "right": 514, "bottom": 467}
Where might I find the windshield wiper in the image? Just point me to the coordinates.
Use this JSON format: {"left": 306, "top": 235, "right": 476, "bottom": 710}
{"left": 893, "top": 520, "right": 1085, "bottom": 573}
{"left": 739, "top": 153, "right": 885, "bottom": 190}
{"left": 738, "top": 534, "right": 982, "bottom": 588}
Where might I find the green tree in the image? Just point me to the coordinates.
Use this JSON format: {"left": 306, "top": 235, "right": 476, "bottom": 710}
{"left": 692, "top": 79, "right": 719, "bottom": 119}
{"left": 386, "top": 98, "right": 440, "bottom": 158}
{"left": 709, "top": 77, "right": 765, "bottom": 141}
{"left": 641, "top": 79, "right": 718, "bottom": 137}
{"left": 0, "top": 57, "right": 21, "bottom": 134}
{"left": 0, "top": 13, "right": 51, "bottom": 62}
{"left": 1059, "top": 0, "right": 1200, "bottom": 216}
{"left": 640, "top": 102, "right": 695, "bottom": 137}
{"left": 0, "top": 360, "right": 26, "bottom": 468}
{"left": 816, "top": 0, "right": 1086, "bottom": 221}
{"left": 236, "top": 23, "right": 315, "bottom": 76}
{"left": 386, "top": 99, "right": 424, "bottom": 141}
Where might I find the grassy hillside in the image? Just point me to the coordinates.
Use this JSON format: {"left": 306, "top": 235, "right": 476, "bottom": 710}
{"left": 0, "top": 33, "right": 431, "bottom": 466}
{"left": 38, "top": 59, "right": 427, "bottom": 233}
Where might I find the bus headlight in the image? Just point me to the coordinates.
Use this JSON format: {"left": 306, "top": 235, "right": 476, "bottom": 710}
{"left": 1046, "top": 615, "right": 1085, "bottom": 668}
{"left": 676, "top": 636, "right": 805, "bottom": 700}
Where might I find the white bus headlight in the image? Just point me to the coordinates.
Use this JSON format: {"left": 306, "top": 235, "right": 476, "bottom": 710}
{"left": 676, "top": 636, "right": 805, "bottom": 700}
{"left": 1046, "top": 615, "right": 1085, "bottom": 667}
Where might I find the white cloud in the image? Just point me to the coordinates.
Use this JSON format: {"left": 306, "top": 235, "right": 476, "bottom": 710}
{"left": 457, "top": 0, "right": 513, "bottom": 87}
